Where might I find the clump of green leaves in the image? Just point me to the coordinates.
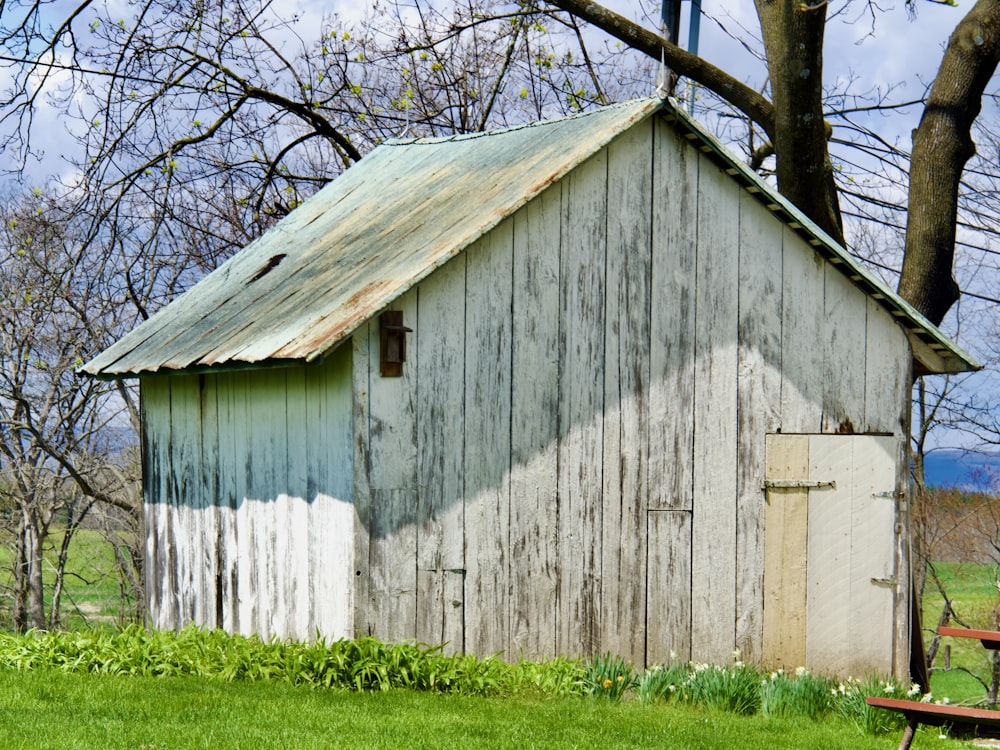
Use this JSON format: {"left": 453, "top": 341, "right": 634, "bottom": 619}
{"left": 636, "top": 661, "right": 690, "bottom": 703}
{"left": 584, "top": 652, "right": 638, "bottom": 700}
{"left": 681, "top": 661, "right": 762, "bottom": 715}
{"left": 0, "top": 626, "right": 587, "bottom": 698}
{"left": 834, "top": 675, "right": 923, "bottom": 736}
{"left": 760, "top": 667, "right": 834, "bottom": 720}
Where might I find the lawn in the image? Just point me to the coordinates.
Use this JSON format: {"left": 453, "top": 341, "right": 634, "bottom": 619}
{"left": 0, "top": 527, "right": 132, "bottom": 630}
{"left": 0, "top": 668, "right": 966, "bottom": 750}
{"left": 924, "top": 560, "right": 1000, "bottom": 704}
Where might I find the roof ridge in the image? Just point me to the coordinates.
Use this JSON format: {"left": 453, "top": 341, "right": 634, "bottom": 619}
{"left": 384, "top": 97, "right": 661, "bottom": 146}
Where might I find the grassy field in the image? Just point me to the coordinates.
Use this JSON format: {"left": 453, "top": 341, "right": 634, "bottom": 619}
{"left": 0, "top": 528, "right": 133, "bottom": 630}
{"left": 0, "top": 668, "right": 967, "bottom": 750}
{"left": 0, "top": 533, "right": 993, "bottom": 747}
{"left": 923, "top": 560, "right": 1000, "bottom": 704}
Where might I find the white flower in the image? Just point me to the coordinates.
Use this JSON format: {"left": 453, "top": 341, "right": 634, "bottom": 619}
{"left": 795, "top": 666, "right": 808, "bottom": 678}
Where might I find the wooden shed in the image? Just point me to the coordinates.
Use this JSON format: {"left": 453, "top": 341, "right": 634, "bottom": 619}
{"left": 84, "top": 98, "right": 977, "bottom": 679}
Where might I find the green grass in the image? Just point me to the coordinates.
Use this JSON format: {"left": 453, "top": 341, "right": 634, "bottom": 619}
{"left": 924, "top": 560, "right": 1000, "bottom": 704}
{"left": 0, "top": 527, "right": 133, "bottom": 630}
{"left": 0, "top": 668, "right": 967, "bottom": 750}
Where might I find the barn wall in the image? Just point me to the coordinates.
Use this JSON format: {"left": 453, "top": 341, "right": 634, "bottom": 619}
{"left": 352, "top": 112, "right": 912, "bottom": 675}
{"left": 141, "top": 344, "right": 355, "bottom": 641}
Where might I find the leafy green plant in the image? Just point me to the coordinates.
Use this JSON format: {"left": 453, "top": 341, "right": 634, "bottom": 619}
{"left": 584, "top": 652, "right": 638, "bottom": 700}
{"left": 834, "top": 675, "right": 914, "bottom": 735}
{"left": 682, "top": 662, "right": 762, "bottom": 716}
{"left": 637, "top": 662, "right": 690, "bottom": 704}
{"left": 760, "top": 667, "right": 834, "bottom": 720}
{"left": 0, "top": 626, "right": 588, "bottom": 699}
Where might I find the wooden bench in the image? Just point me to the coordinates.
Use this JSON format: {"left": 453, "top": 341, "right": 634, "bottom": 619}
{"left": 866, "top": 626, "right": 1000, "bottom": 749}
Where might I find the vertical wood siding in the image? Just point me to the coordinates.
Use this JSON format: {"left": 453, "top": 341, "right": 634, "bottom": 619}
{"left": 145, "top": 112, "right": 912, "bottom": 677}
{"left": 141, "top": 344, "right": 355, "bottom": 641}
{"left": 690, "top": 159, "right": 740, "bottom": 665}
{"left": 735, "top": 189, "right": 783, "bottom": 664}
{"left": 509, "top": 187, "right": 561, "bottom": 659}
{"left": 348, "top": 114, "right": 912, "bottom": 673}
{"left": 600, "top": 123, "right": 651, "bottom": 666}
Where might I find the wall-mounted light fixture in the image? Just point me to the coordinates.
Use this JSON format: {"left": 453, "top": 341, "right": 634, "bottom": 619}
{"left": 379, "top": 310, "right": 412, "bottom": 377}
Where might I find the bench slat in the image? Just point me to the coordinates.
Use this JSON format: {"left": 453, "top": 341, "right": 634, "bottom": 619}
{"left": 866, "top": 696, "right": 1000, "bottom": 736}
{"left": 938, "top": 626, "right": 1000, "bottom": 650}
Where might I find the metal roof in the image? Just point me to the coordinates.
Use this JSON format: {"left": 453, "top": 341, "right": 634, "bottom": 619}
{"left": 83, "top": 98, "right": 662, "bottom": 378}
{"left": 83, "top": 97, "right": 978, "bottom": 379}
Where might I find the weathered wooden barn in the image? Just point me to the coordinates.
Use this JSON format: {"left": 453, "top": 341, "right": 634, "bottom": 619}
{"left": 84, "top": 98, "right": 978, "bottom": 679}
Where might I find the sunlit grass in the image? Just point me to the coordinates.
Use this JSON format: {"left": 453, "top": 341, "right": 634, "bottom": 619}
{"left": 924, "top": 560, "right": 1000, "bottom": 704}
{"left": 0, "top": 528, "right": 129, "bottom": 630}
{"left": 0, "top": 668, "right": 967, "bottom": 750}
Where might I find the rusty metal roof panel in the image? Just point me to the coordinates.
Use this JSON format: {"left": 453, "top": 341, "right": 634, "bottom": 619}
{"left": 83, "top": 97, "right": 662, "bottom": 378}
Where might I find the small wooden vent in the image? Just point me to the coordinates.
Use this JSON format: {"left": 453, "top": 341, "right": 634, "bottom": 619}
{"left": 379, "top": 310, "right": 412, "bottom": 377}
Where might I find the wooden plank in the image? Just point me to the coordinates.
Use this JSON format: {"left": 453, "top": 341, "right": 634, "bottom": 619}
{"left": 168, "top": 374, "right": 201, "bottom": 628}
{"left": 366, "top": 291, "right": 419, "bottom": 643}
{"left": 600, "top": 122, "right": 651, "bottom": 665}
{"left": 805, "top": 434, "right": 854, "bottom": 674}
{"left": 352, "top": 325, "right": 373, "bottom": 638}
{"left": 509, "top": 185, "right": 561, "bottom": 660}
{"left": 864, "top": 297, "right": 908, "bottom": 434}
{"left": 140, "top": 376, "right": 171, "bottom": 630}
{"left": 464, "top": 221, "right": 513, "bottom": 657}
{"left": 646, "top": 510, "right": 692, "bottom": 664}
{"left": 197, "top": 374, "right": 221, "bottom": 630}
{"left": 213, "top": 371, "right": 239, "bottom": 633}
{"left": 779, "top": 230, "right": 825, "bottom": 432}
{"left": 246, "top": 368, "right": 287, "bottom": 641}
{"left": 866, "top": 696, "right": 1000, "bottom": 733}
{"left": 690, "top": 157, "right": 740, "bottom": 664}
{"left": 306, "top": 346, "right": 358, "bottom": 638}
{"left": 648, "top": 117, "right": 696, "bottom": 512}
{"left": 285, "top": 366, "right": 312, "bottom": 641}
{"left": 821, "top": 267, "right": 867, "bottom": 433}
{"left": 847, "top": 434, "right": 896, "bottom": 676}
{"left": 414, "top": 253, "right": 466, "bottom": 652}
{"left": 762, "top": 434, "right": 809, "bottom": 669}
{"left": 556, "top": 150, "right": 607, "bottom": 658}
{"left": 736, "top": 190, "right": 783, "bottom": 664}
{"left": 940, "top": 626, "right": 1000, "bottom": 649}
{"left": 230, "top": 371, "right": 256, "bottom": 636}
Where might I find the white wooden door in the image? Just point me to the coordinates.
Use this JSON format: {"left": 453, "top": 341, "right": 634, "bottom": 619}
{"left": 763, "top": 434, "right": 899, "bottom": 677}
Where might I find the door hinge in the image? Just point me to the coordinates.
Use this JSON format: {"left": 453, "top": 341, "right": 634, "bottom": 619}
{"left": 762, "top": 479, "right": 836, "bottom": 490}
{"left": 871, "top": 576, "right": 898, "bottom": 588}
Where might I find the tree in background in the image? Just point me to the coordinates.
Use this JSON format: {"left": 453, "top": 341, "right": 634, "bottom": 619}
{"left": 0, "top": 192, "right": 140, "bottom": 630}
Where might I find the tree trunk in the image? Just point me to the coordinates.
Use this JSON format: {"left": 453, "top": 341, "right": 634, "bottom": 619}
{"left": 12, "top": 516, "right": 27, "bottom": 633}
{"left": 24, "top": 515, "right": 46, "bottom": 630}
{"left": 899, "top": 0, "right": 1000, "bottom": 325}
{"left": 754, "top": 0, "right": 844, "bottom": 247}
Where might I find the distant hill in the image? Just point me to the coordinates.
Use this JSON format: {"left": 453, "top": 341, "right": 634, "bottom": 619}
{"left": 923, "top": 449, "right": 1000, "bottom": 491}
